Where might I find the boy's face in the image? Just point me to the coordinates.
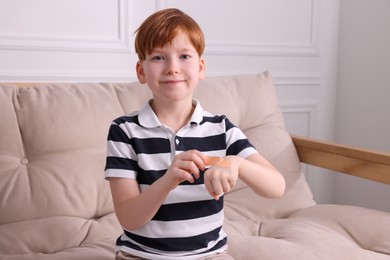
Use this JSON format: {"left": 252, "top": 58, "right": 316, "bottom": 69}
{"left": 136, "top": 33, "right": 205, "bottom": 105}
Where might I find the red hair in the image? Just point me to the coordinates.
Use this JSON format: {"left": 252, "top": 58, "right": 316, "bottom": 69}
{"left": 135, "top": 8, "right": 205, "bottom": 60}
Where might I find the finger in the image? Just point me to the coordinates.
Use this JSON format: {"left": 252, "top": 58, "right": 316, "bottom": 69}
{"left": 211, "top": 192, "right": 220, "bottom": 201}
{"left": 178, "top": 150, "right": 206, "bottom": 171}
{"left": 178, "top": 169, "right": 195, "bottom": 183}
{"left": 203, "top": 174, "right": 215, "bottom": 198}
{"left": 190, "top": 150, "right": 206, "bottom": 170}
{"left": 228, "top": 177, "right": 237, "bottom": 187}
{"left": 206, "top": 182, "right": 220, "bottom": 201}
{"left": 178, "top": 160, "right": 200, "bottom": 179}
{"left": 210, "top": 179, "right": 223, "bottom": 199}
{"left": 221, "top": 178, "right": 231, "bottom": 194}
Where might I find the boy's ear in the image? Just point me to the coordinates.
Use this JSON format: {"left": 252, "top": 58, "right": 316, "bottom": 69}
{"left": 199, "top": 57, "right": 206, "bottom": 80}
{"left": 136, "top": 61, "right": 147, "bottom": 84}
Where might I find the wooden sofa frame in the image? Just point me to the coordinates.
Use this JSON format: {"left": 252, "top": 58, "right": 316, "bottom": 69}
{"left": 292, "top": 135, "right": 390, "bottom": 185}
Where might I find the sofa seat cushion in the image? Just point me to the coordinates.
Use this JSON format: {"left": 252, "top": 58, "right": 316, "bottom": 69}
{"left": 252, "top": 205, "right": 390, "bottom": 260}
{"left": 227, "top": 234, "right": 319, "bottom": 260}
{"left": 0, "top": 212, "right": 121, "bottom": 259}
{"left": 223, "top": 205, "right": 390, "bottom": 259}
{"left": 0, "top": 239, "right": 115, "bottom": 260}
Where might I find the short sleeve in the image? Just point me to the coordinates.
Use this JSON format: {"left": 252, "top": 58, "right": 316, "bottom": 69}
{"left": 104, "top": 121, "right": 138, "bottom": 180}
{"left": 224, "top": 118, "right": 258, "bottom": 158}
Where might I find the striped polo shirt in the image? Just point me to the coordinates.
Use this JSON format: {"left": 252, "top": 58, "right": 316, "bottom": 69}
{"left": 105, "top": 100, "right": 258, "bottom": 259}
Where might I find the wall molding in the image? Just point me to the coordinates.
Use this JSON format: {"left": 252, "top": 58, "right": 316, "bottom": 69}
{"left": 274, "top": 71, "right": 320, "bottom": 138}
{"left": 205, "top": 0, "right": 319, "bottom": 56}
{"left": 205, "top": 42, "right": 318, "bottom": 57}
{"left": 0, "top": 0, "right": 130, "bottom": 53}
{"left": 0, "top": 69, "right": 134, "bottom": 83}
{"left": 273, "top": 72, "right": 321, "bottom": 87}
{"left": 280, "top": 102, "right": 317, "bottom": 136}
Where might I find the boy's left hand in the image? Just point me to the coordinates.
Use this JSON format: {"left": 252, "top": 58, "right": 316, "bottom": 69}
{"left": 204, "top": 156, "right": 238, "bottom": 200}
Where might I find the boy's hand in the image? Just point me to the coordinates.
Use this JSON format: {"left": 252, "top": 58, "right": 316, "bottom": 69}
{"left": 162, "top": 150, "right": 206, "bottom": 190}
{"left": 204, "top": 156, "right": 239, "bottom": 200}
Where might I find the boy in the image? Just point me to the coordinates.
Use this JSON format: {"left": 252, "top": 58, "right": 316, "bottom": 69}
{"left": 105, "top": 8, "right": 285, "bottom": 260}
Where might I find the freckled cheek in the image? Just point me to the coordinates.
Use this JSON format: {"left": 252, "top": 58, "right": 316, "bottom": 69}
{"left": 144, "top": 67, "right": 164, "bottom": 79}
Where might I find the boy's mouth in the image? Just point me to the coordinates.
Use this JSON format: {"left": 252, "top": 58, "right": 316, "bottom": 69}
{"left": 160, "top": 79, "right": 186, "bottom": 84}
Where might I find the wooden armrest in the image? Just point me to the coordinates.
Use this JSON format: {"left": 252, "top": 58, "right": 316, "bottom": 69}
{"left": 291, "top": 135, "right": 390, "bottom": 185}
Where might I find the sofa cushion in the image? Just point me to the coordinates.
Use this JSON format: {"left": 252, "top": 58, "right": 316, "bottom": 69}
{"left": 0, "top": 213, "right": 120, "bottom": 258}
{"left": 0, "top": 84, "right": 119, "bottom": 224}
{"left": 222, "top": 205, "right": 390, "bottom": 260}
{"left": 256, "top": 205, "right": 390, "bottom": 260}
{"left": 0, "top": 84, "right": 125, "bottom": 258}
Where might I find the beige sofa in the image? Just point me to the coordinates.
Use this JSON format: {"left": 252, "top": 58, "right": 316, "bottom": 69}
{"left": 1, "top": 71, "right": 389, "bottom": 260}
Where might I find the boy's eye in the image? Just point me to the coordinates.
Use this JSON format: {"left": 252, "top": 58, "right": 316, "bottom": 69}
{"left": 152, "top": 56, "right": 165, "bottom": 61}
{"left": 180, "top": 54, "right": 191, "bottom": 59}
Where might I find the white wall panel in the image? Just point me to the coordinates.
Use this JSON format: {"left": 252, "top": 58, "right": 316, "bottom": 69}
{"left": 0, "top": 0, "right": 130, "bottom": 52}
{"left": 274, "top": 73, "right": 319, "bottom": 137}
{"left": 161, "top": 0, "right": 318, "bottom": 56}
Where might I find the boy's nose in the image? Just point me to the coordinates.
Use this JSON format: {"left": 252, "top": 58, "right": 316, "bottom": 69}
{"left": 165, "top": 59, "right": 180, "bottom": 74}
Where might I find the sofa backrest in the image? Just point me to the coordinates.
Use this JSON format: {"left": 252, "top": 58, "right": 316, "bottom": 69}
{"left": 0, "top": 71, "right": 315, "bottom": 227}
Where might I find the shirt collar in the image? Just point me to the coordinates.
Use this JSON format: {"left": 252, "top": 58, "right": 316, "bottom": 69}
{"left": 189, "top": 99, "right": 204, "bottom": 125}
{"left": 138, "top": 100, "right": 160, "bottom": 128}
{"left": 138, "top": 99, "right": 204, "bottom": 128}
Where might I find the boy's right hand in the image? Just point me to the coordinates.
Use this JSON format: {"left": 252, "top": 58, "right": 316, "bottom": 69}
{"left": 162, "top": 150, "right": 206, "bottom": 190}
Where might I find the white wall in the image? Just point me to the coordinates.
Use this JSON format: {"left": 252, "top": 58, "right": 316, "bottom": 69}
{"left": 335, "top": 0, "right": 390, "bottom": 211}
{"left": 0, "top": 0, "right": 135, "bottom": 82}
{"left": 0, "top": 0, "right": 342, "bottom": 205}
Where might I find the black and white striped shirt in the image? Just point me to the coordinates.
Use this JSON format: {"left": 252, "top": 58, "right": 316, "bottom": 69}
{"left": 105, "top": 100, "right": 257, "bottom": 259}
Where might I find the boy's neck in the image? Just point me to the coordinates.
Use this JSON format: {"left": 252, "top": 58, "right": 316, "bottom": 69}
{"left": 151, "top": 99, "right": 195, "bottom": 133}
